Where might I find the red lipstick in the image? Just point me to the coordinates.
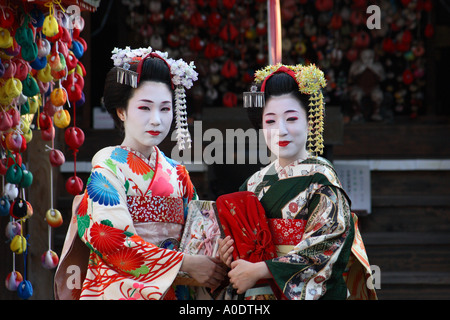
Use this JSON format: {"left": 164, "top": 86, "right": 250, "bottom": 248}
{"left": 147, "top": 131, "right": 160, "bottom": 136}
{"left": 278, "top": 141, "right": 290, "bottom": 147}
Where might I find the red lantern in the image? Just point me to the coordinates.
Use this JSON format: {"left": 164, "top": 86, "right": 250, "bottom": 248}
{"left": 219, "top": 23, "right": 239, "bottom": 41}
{"left": 221, "top": 60, "right": 238, "bottom": 78}
{"left": 402, "top": 30, "right": 413, "bottom": 44}
{"left": 354, "top": 31, "right": 370, "bottom": 49}
{"left": 330, "top": 13, "right": 342, "bottom": 30}
{"left": 204, "top": 43, "right": 224, "bottom": 59}
{"left": 402, "top": 69, "right": 414, "bottom": 85}
{"left": 423, "top": 0, "right": 433, "bottom": 12}
{"left": 167, "top": 32, "right": 181, "bottom": 48}
{"left": 382, "top": 38, "right": 396, "bottom": 54}
{"left": 346, "top": 48, "right": 359, "bottom": 62}
{"left": 352, "top": 0, "right": 367, "bottom": 8}
{"left": 424, "top": 23, "right": 434, "bottom": 38}
{"left": 222, "top": 0, "right": 236, "bottom": 9}
{"left": 190, "top": 12, "right": 205, "bottom": 28}
{"left": 207, "top": 12, "right": 222, "bottom": 29}
{"left": 189, "top": 36, "right": 204, "bottom": 52}
{"left": 315, "top": 0, "right": 333, "bottom": 11}
{"left": 401, "top": 0, "right": 412, "bottom": 6}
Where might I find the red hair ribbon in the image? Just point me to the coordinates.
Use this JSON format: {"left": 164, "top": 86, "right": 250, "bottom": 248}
{"left": 260, "top": 65, "right": 298, "bottom": 92}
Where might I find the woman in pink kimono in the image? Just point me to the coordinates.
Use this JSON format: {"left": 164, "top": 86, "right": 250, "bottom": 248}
{"left": 54, "top": 48, "right": 226, "bottom": 300}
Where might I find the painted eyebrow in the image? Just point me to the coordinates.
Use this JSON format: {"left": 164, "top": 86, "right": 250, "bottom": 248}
{"left": 263, "top": 110, "right": 300, "bottom": 117}
{"left": 138, "top": 99, "right": 172, "bottom": 104}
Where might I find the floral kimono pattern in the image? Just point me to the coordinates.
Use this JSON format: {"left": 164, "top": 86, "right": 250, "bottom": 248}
{"left": 59, "top": 146, "right": 196, "bottom": 300}
{"left": 240, "top": 157, "right": 376, "bottom": 300}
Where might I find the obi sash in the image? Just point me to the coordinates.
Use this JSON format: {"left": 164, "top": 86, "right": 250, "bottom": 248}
{"left": 268, "top": 218, "right": 306, "bottom": 246}
{"left": 127, "top": 196, "right": 184, "bottom": 224}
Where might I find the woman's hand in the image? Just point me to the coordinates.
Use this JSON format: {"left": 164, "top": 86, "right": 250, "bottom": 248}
{"left": 217, "top": 236, "right": 234, "bottom": 268}
{"left": 228, "top": 260, "right": 271, "bottom": 294}
{"left": 181, "top": 255, "right": 228, "bottom": 290}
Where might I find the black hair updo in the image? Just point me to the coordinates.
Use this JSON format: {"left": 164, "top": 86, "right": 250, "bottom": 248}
{"left": 247, "top": 72, "right": 310, "bottom": 130}
{"left": 103, "top": 57, "right": 173, "bottom": 130}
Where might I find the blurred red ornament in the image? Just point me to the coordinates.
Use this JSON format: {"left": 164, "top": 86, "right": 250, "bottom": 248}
{"left": 424, "top": 23, "right": 434, "bottom": 38}
{"left": 403, "top": 69, "right": 414, "bottom": 85}
{"left": 222, "top": 92, "right": 237, "bottom": 108}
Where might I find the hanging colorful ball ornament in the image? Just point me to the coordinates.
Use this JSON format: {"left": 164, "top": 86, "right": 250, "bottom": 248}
{"left": 4, "top": 132, "right": 24, "bottom": 153}
{"left": 38, "top": 112, "right": 53, "bottom": 130}
{"left": 5, "top": 271, "right": 23, "bottom": 291}
{"left": 44, "top": 99, "right": 58, "bottom": 117}
{"left": 19, "top": 166, "right": 33, "bottom": 189}
{"left": 0, "top": 195, "right": 11, "bottom": 216}
{"left": 5, "top": 220, "right": 21, "bottom": 239}
{"left": 45, "top": 208, "right": 63, "bottom": 228}
{"left": 65, "top": 175, "right": 84, "bottom": 196}
{"left": 0, "top": 111, "right": 13, "bottom": 131}
{"left": 41, "top": 125, "right": 55, "bottom": 141}
{"left": 50, "top": 87, "right": 67, "bottom": 107}
{"left": 41, "top": 249, "right": 59, "bottom": 269}
{"left": 5, "top": 163, "right": 22, "bottom": 185}
{"left": 65, "top": 126, "right": 85, "bottom": 150}
{"left": 9, "top": 198, "right": 29, "bottom": 220}
{"left": 0, "top": 3, "right": 96, "bottom": 300}
{"left": 4, "top": 183, "right": 18, "bottom": 201}
{"left": 17, "top": 279, "right": 33, "bottom": 300}
{"left": 49, "top": 148, "right": 65, "bottom": 167}
{"left": 0, "top": 7, "right": 15, "bottom": 28}
{"left": 10, "top": 234, "right": 27, "bottom": 254}
{"left": 53, "top": 109, "right": 71, "bottom": 129}
{"left": 42, "top": 5, "right": 59, "bottom": 38}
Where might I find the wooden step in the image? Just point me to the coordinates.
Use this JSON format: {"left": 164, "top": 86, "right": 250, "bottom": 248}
{"left": 362, "top": 232, "right": 450, "bottom": 245}
{"left": 381, "top": 272, "right": 450, "bottom": 285}
{"left": 361, "top": 232, "right": 450, "bottom": 273}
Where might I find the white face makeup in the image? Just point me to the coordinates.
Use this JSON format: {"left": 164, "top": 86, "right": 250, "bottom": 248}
{"left": 118, "top": 81, "right": 173, "bottom": 158}
{"left": 262, "top": 94, "right": 309, "bottom": 167}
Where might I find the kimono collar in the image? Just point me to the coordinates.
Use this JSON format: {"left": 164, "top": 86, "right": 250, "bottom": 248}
{"left": 119, "top": 145, "right": 159, "bottom": 166}
{"left": 274, "top": 158, "right": 306, "bottom": 179}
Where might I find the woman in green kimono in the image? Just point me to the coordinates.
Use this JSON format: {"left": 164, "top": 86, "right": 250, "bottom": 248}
{"left": 218, "top": 64, "right": 376, "bottom": 300}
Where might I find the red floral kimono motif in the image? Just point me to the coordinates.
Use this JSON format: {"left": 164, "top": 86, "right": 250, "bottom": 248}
{"left": 54, "top": 146, "right": 196, "bottom": 300}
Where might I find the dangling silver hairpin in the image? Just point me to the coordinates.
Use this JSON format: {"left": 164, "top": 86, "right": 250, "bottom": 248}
{"left": 116, "top": 63, "right": 139, "bottom": 88}
{"left": 243, "top": 85, "right": 265, "bottom": 108}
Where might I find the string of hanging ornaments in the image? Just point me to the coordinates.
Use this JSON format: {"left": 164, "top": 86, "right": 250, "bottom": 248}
{"left": 0, "top": 0, "right": 99, "bottom": 299}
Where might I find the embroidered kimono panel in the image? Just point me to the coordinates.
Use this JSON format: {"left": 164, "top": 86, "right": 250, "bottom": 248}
{"left": 55, "top": 146, "right": 196, "bottom": 300}
{"left": 240, "top": 157, "right": 377, "bottom": 300}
